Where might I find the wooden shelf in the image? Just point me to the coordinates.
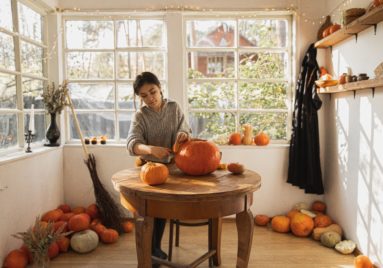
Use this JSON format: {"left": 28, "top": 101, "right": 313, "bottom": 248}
{"left": 315, "top": 5, "right": 383, "bottom": 48}
{"left": 317, "top": 78, "right": 383, "bottom": 94}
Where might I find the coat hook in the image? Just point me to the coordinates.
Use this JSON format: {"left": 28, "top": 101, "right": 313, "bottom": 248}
{"left": 372, "top": 87, "right": 375, "bottom": 98}
{"left": 353, "top": 90, "right": 356, "bottom": 99}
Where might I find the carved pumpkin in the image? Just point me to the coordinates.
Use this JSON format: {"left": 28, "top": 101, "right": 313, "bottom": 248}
{"left": 70, "top": 230, "right": 99, "bottom": 253}
{"left": 175, "top": 139, "right": 221, "bottom": 176}
{"left": 254, "top": 131, "right": 270, "bottom": 146}
{"left": 140, "top": 162, "right": 169, "bottom": 185}
{"left": 290, "top": 213, "right": 314, "bottom": 237}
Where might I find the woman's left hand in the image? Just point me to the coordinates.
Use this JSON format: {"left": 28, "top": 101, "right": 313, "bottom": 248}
{"left": 175, "top": 132, "right": 189, "bottom": 145}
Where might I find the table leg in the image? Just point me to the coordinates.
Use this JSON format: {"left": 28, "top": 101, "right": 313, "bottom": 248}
{"left": 235, "top": 209, "right": 254, "bottom": 268}
{"left": 135, "top": 216, "right": 154, "bottom": 268}
{"left": 211, "top": 217, "right": 222, "bottom": 266}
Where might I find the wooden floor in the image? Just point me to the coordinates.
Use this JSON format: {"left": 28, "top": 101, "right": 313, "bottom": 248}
{"left": 50, "top": 221, "right": 355, "bottom": 268}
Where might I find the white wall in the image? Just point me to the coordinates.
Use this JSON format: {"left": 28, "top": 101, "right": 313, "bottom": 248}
{"left": 0, "top": 149, "right": 64, "bottom": 262}
{"left": 322, "top": 0, "right": 383, "bottom": 265}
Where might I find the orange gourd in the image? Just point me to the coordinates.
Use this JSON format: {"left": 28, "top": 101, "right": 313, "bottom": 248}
{"left": 254, "top": 215, "right": 270, "bottom": 226}
{"left": 3, "top": 249, "right": 28, "bottom": 268}
{"left": 354, "top": 255, "right": 373, "bottom": 268}
{"left": 68, "top": 213, "right": 91, "bottom": 232}
{"left": 175, "top": 139, "right": 221, "bottom": 176}
{"left": 72, "top": 207, "right": 86, "bottom": 214}
{"left": 228, "top": 133, "right": 241, "bottom": 145}
{"left": 42, "top": 209, "right": 64, "bottom": 222}
{"left": 91, "top": 223, "right": 107, "bottom": 236}
{"left": 287, "top": 209, "right": 300, "bottom": 219}
{"left": 48, "top": 242, "right": 60, "bottom": 259}
{"left": 86, "top": 204, "right": 100, "bottom": 220}
{"left": 57, "top": 204, "right": 71, "bottom": 213}
{"left": 122, "top": 221, "right": 134, "bottom": 233}
{"left": 227, "top": 163, "right": 245, "bottom": 174}
{"left": 59, "top": 212, "right": 75, "bottom": 222}
{"left": 100, "top": 229, "right": 119, "bottom": 244}
{"left": 57, "top": 237, "right": 70, "bottom": 253}
{"left": 271, "top": 216, "right": 290, "bottom": 233}
{"left": 311, "top": 200, "right": 326, "bottom": 213}
{"left": 53, "top": 221, "right": 68, "bottom": 232}
{"left": 290, "top": 213, "right": 314, "bottom": 237}
{"left": 254, "top": 132, "right": 270, "bottom": 146}
{"left": 140, "top": 162, "right": 169, "bottom": 185}
{"left": 314, "top": 214, "right": 333, "bottom": 228}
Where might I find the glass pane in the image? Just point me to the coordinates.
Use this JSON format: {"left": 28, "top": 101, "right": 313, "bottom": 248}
{"left": 69, "top": 112, "right": 115, "bottom": 139}
{"left": 0, "top": 33, "right": 15, "bottom": 70}
{"left": 239, "top": 82, "right": 288, "bottom": 109}
{"left": 188, "top": 82, "right": 235, "bottom": 109}
{"left": 0, "top": 73, "right": 16, "bottom": 109}
{"left": 117, "top": 52, "right": 164, "bottom": 79}
{"left": 65, "top": 20, "right": 114, "bottom": 49}
{"left": 187, "top": 51, "right": 235, "bottom": 78}
{"left": 22, "top": 78, "right": 44, "bottom": 109}
{"left": 116, "top": 20, "right": 165, "bottom": 47}
{"left": 239, "top": 52, "right": 287, "bottom": 79}
{"left": 117, "top": 83, "right": 138, "bottom": 109}
{"left": 67, "top": 52, "right": 114, "bottom": 79}
{"left": 239, "top": 19, "right": 288, "bottom": 48}
{"left": 21, "top": 41, "right": 43, "bottom": 76}
{"left": 186, "top": 20, "right": 236, "bottom": 48}
{"left": 0, "top": 113, "right": 17, "bottom": 149}
{"left": 24, "top": 112, "right": 45, "bottom": 143}
{"left": 118, "top": 112, "right": 134, "bottom": 140}
{"left": 0, "top": 0, "right": 13, "bottom": 31}
{"left": 18, "top": 2, "right": 43, "bottom": 41}
{"left": 68, "top": 83, "right": 115, "bottom": 109}
{"left": 239, "top": 112, "right": 287, "bottom": 140}
{"left": 189, "top": 112, "right": 235, "bottom": 143}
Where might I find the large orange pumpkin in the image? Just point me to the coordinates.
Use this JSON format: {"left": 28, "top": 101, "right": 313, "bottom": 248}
{"left": 140, "top": 162, "right": 169, "bottom": 185}
{"left": 175, "top": 139, "right": 221, "bottom": 175}
{"left": 290, "top": 213, "right": 314, "bottom": 237}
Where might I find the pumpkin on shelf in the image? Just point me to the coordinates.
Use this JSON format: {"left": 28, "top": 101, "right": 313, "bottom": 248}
{"left": 175, "top": 139, "right": 221, "bottom": 176}
{"left": 254, "top": 131, "right": 270, "bottom": 146}
{"left": 140, "top": 162, "right": 169, "bottom": 185}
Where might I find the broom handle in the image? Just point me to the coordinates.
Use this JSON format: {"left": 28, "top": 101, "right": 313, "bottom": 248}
{"left": 65, "top": 91, "right": 89, "bottom": 159}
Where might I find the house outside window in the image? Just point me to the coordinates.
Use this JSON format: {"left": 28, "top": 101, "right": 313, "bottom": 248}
{"left": 0, "top": 0, "right": 47, "bottom": 152}
{"left": 185, "top": 14, "right": 293, "bottom": 144}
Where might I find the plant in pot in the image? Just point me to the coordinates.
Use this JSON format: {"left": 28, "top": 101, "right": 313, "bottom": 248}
{"left": 41, "top": 81, "right": 69, "bottom": 146}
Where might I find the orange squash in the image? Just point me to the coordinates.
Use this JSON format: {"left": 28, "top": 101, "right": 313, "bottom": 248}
{"left": 122, "top": 221, "right": 134, "bottom": 233}
{"left": 314, "top": 214, "right": 333, "bottom": 228}
{"left": 140, "top": 162, "right": 169, "bottom": 185}
{"left": 48, "top": 242, "right": 60, "bottom": 259}
{"left": 3, "top": 249, "right": 28, "bottom": 268}
{"left": 175, "top": 139, "right": 221, "bottom": 176}
{"left": 290, "top": 213, "right": 314, "bottom": 237}
{"left": 68, "top": 213, "right": 91, "bottom": 232}
{"left": 311, "top": 200, "right": 326, "bottom": 213}
{"left": 57, "top": 236, "right": 70, "bottom": 253}
{"left": 254, "top": 132, "right": 270, "bottom": 146}
{"left": 42, "top": 209, "right": 64, "bottom": 222}
{"left": 254, "top": 215, "right": 270, "bottom": 226}
{"left": 228, "top": 133, "right": 242, "bottom": 145}
{"left": 227, "top": 163, "right": 245, "bottom": 174}
{"left": 57, "top": 204, "right": 71, "bottom": 213}
{"left": 86, "top": 204, "right": 100, "bottom": 220}
{"left": 354, "top": 255, "right": 373, "bottom": 268}
{"left": 100, "top": 229, "right": 119, "bottom": 244}
{"left": 271, "top": 215, "right": 290, "bottom": 233}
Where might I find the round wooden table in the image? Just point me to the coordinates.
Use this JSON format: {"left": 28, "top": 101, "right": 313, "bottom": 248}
{"left": 112, "top": 165, "right": 261, "bottom": 268}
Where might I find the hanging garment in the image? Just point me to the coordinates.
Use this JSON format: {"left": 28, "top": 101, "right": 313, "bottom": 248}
{"left": 287, "top": 43, "right": 324, "bottom": 195}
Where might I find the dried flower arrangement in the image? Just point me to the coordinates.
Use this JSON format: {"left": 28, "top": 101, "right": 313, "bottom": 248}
{"left": 41, "top": 81, "right": 69, "bottom": 114}
{"left": 13, "top": 217, "right": 68, "bottom": 267}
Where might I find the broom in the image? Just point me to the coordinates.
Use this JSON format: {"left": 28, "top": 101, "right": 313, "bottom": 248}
{"left": 66, "top": 92, "right": 124, "bottom": 233}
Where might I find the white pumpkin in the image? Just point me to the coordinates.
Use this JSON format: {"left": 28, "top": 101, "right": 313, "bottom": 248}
{"left": 70, "top": 229, "right": 99, "bottom": 253}
{"left": 335, "top": 240, "right": 356, "bottom": 254}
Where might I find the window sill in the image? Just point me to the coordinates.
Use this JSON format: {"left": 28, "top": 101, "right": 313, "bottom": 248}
{"left": 0, "top": 145, "right": 62, "bottom": 166}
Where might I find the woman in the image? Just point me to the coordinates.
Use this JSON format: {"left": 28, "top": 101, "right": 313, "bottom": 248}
{"left": 127, "top": 71, "right": 191, "bottom": 260}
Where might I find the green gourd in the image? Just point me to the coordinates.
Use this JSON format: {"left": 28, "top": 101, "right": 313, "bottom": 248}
{"left": 320, "top": 231, "right": 341, "bottom": 248}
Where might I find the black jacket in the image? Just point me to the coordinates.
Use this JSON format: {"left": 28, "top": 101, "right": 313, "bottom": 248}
{"left": 287, "top": 43, "right": 324, "bottom": 194}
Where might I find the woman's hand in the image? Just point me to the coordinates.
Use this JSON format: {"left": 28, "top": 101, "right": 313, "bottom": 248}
{"left": 175, "top": 132, "right": 189, "bottom": 145}
{"left": 149, "top": 146, "right": 171, "bottom": 159}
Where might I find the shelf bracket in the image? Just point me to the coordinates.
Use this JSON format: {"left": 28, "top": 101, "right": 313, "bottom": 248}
{"left": 353, "top": 90, "right": 356, "bottom": 99}
{"left": 372, "top": 87, "right": 375, "bottom": 98}
{"left": 354, "top": 33, "right": 358, "bottom": 43}
{"left": 361, "top": 24, "right": 378, "bottom": 35}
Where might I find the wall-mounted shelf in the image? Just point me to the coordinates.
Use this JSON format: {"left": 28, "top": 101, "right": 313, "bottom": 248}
{"left": 317, "top": 78, "right": 383, "bottom": 94}
{"left": 315, "top": 5, "right": 383, "bottom": 48}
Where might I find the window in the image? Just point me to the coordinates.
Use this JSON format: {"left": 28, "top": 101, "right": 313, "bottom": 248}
{"left": 0, "top": 0, "right": 47, "bottom": 151}
{"left": 63, "top": 17, "right": 167, "bottom": 142}
{"left": 185, "top": 15, "right": 293, "bottom": 143}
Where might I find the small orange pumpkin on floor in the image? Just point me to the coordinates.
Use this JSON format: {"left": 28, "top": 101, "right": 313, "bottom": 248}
{"left": 68, "top": 213, "right": 91, "bottom": 232}
{"left": 354, "top": 255, "right": 373, "bottom": 268}
{"left": 254, "top": 215, "right": 270, "bottom": 226}
{"left": 290, "top": 213, "right": 314, "bottom": 237}
{"left": 314, "top": 214, "right": 333, "bottom": 228}
{"left": 271, "top": 215, "right": 290, "bottom": 233}
{"left": 311, "top": 200, "right": 326, "bottom": 213}
{"left": 3, "top": 249, "right": 28, "bottom": 268}
{"left": 100, "top": 228, "right": 119, "bottom": 244}
{"left": 140, "top": 162, "right": 169, "bottom": 185}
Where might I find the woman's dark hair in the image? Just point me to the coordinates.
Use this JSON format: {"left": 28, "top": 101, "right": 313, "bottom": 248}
{"left": 133, "top": 72, "right": 161, "bottom": 95}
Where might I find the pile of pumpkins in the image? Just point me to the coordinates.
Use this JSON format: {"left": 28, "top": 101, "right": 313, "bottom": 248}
{"left": 3, "top": 203, "right": 134, "bottom": 268}
{"left": 228, "top": 124, "right": 270, "bottom": 146}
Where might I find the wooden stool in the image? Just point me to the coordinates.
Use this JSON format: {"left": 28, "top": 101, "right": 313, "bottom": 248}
{"left": 168, "top": 219, "right": 213, "bottom": 267}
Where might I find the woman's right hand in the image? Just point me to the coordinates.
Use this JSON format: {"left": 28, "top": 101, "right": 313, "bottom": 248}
{"left": 149, "top": 146, "right": 171, "bottom": 159}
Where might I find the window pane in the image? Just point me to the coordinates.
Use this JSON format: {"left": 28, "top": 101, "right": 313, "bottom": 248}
{"left": 69, "top": 112, "right": 115, "bottom": 139}
{"left": 186, "top": 20, "right": 236, "bottom": 48}
{"left": 117, "top": 52, "right": 164, "bottom": 79}
{"left": 188, "top": 82, "right": 235, "bottom": 109}
{"left": 118, "top": 112, "right": 134, "bottom": 139}
{"left": 18, "top": 2, "right": 43, "bottom": 41}
{"left": 189, "top": 112, "right": 235, "bottom": 142}
{"left": 68, "top": 83, "right": 115, "bottom": 109}
{"left": 240, "top": 112, "right": 287, "bottom": 140}
{"left": 187, "top": 51, "right": 235, "bottom": 78}
{"left": 0, "top": 33, "right": 15, "bottom": 70}
{"left": 22, "top": 78, "right": 44, "bottom": 109}
{"left": 0, "top": 0, "right": 13, "bottom": 31}
{"left": 21, "top": 41, "right": 43, "bottom": 75}
{"left": 116, "top": 20, "right": 165, "bottom": 47}
{"left": 239, "top": 52, "right": 287, "bottom": 79}
{"left": 66, "top": 52, "right": 114, "bottom": 79}
{"left": 0, "top": 113, "right": 17, "bottom": 149}
{"left": 0, "top": 73, "right": 16, "bottom": 109}
{"left": 239, "top": 19, "right": 288, "bottom": 48}
{"left": 65, "top": 20, "right": 114, "bottom": 49}
{"left": 117, "top": 83, "right": 138, "bottom": 109}
{"left": 239, "top": 82, "right": 288, "bottom": 109}
{"left": 24, "top": 112, "right": 45, "bottom": 143}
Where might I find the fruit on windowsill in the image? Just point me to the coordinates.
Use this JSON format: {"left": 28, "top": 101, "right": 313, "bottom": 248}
{"left": 100, "top": 135, "right": 107, "bottom": 144}
{"left": 91, "top": 137, "right": 97, "bottom": 145}
{"left": 84, "top": 138, "right": 90, "bottom": 145}
{"left": 228, "top": 132, "right": 242, "bottom": 145}
{"left": 254, "top": 131, "right": 270, "bottom": 146}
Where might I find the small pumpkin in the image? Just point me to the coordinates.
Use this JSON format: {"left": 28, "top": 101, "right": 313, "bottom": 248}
{"left": 100, "top": 228, "right": 119, "bottom": 244}
{"left": 271, "top": 215, "right": 290, "bottom": 233}
{"left": 354, "top": 255, "right": 373, "bottom": 268}
{"left": 57, "top": 204, "right": 71, "bottom": 213}
{"left": 335, "top": 240, "right": 356, "bottom": 255}
{"left": 227, "top": 163, "right": 245, "bottom": 174}
{"left": 59, "top": 212, "right": 75, "bottom": 222}
{"left": 254, "top": 215, "right": 270, "bottom": 226}
{"left": 3, "top": 249, "right": 28, "bottom": 268}
{"left": 254, "top": 131, "right": 270, "bottom": 146}
{"left": 57, "top": 236, "right": 70, "bottom": 253}
{"left": 311, "top": 200, "right": 326, "bottom": 213}
{"left": 68, "top": 213, "right": 91, "bottom": 232}
{"left": 86, "top": 204, "right": 100, "bottom": 220}
{"left": 70, "top": 230, "right": 99, "bottom": 253}
{"left": 140, "top": 162, "right": 169, "bottom": 185}
{"left": 90, "top": 223, "right": 107, "bottom": 236}
{"left": 42, "top": 209, "right": 64, "bottom": 222}
{"left": 122, "top": 221, "right": 134, "bottom": 233}
{"left": 290, "top": 213, "right": 314, "bottom": 237}
{"left": 72, "top": 206, "right": 86, "bottom": 214}
{"left": 48, "top": 242, "right": 60, "bottom": 259}
{"left": 320, "top": 231, "right": 341, "bottom": 248}
{"left": 312, "top": 224, "right": 343, "bottom": 241}
{"left": 286, "top": 209, "right": 300, "bottom": 219}
{"left": 314, "top": 214, "right": 333, "bottom": 228}
{"left": 228, "top": 133, "right": 241, "bottom": 145}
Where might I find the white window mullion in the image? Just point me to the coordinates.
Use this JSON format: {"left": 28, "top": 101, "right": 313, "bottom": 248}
{"left": 113, "top": 20, "right": 120, "bottom": 142}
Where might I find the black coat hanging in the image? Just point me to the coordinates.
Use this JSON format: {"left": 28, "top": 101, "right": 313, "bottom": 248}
{"left": 287, "top": 43, "right": 324, "bottom": 195}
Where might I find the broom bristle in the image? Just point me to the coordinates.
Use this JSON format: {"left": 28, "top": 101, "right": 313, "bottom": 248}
{"left": 85, "top": 154, "right": 124, "bottom": 233}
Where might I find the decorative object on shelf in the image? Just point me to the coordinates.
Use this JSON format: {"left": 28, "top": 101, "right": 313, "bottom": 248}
{"left": 343, "top": 8, "right": 366, "bottom": 25}
{"left": 315, "top": 79, "right": 339, "bottom": 88}
{"left": 41, "top": 81, "right": 69, "bottom": 147}
{"left": 100, "top": 136, "right": 107, "bottom": 145}
{"left": 317, "top": 16, "right": 332, "bottom": 40}
{"left": 24, "top": 130, "right": 35, "bottom": 153}
{"left": 25, "top": 104, "right": 36, "bottom": 152}
{"left": 374, "top": 62, "right": 383, "bottom": 78}
{"left": 357, "top": 73, "right": 369, "bottom": 81}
